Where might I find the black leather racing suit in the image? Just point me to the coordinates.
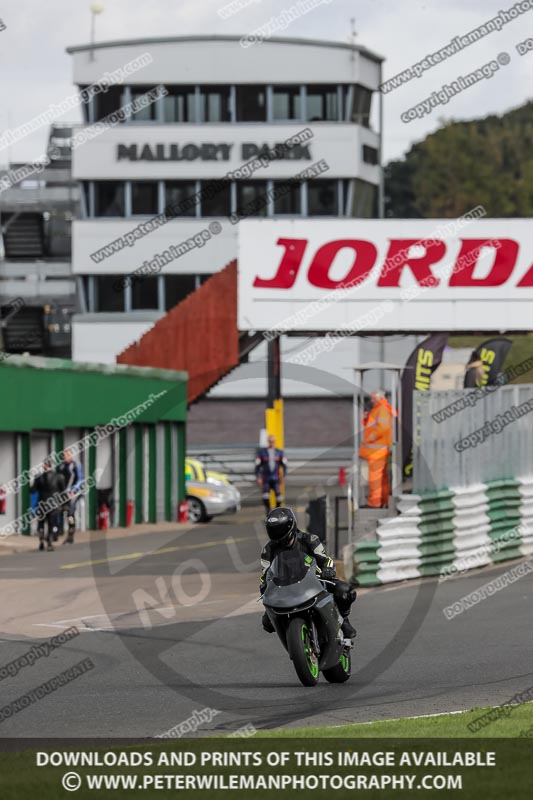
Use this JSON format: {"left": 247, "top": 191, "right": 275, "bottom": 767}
{"left": 259, "top": 529, "right": 356, "bottom": 631}
{"left": 31, "top": 471, "right": 66, "bottom": 544}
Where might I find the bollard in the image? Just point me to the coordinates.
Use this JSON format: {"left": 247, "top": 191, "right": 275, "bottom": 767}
{"left": 98, "top": 503, "right": 110, "bottom": 531}
{"left": 126, "top": 500, "right": 134, "bottom": 527}
{"left": 178, "top": 500, "right": 188, "bottom": 523}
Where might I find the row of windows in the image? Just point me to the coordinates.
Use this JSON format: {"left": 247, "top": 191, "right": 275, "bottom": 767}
{"left": 80, "top": 274, "right": 209, "bottom": 313}
{"left": 83, "top": 84, "right": 374, "bottom": 127}
{"left": 82, "top": 178, "right": 378, "bottom": 218}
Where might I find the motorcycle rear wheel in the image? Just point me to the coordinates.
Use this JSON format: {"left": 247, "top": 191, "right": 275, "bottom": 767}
{"left": 323, "top": 650, "right": 351, "bottom": 683}
{"left": 286, "top": 617, "right": 319, "bottom": 687}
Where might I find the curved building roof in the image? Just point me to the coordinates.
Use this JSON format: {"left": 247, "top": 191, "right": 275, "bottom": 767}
{"left": 66, "top": 34, "right": 384, "bottom": 63}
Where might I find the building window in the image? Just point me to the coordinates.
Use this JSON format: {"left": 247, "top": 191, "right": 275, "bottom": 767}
{"left": 165, "top": 181, "right": 197, "bottom": 217}
{"left": 236, "top": 182, "right": 269, "bottom": 217}
{"left": 347, "top": 179, "right": 378, "bottom": 218}
{"left": 362, "top": 145, "right": 378, "bottom": 165}
{"left": 81, "top": 182, "right": 91, "bottom": 217}
{"left": 272, "top": 86, "right": 301, "bottom": 121}
{"left": 350, "top": 85, "right": 373, "bottom": 127}
{"left": 129, "top": 86, "right": 156, "bottom": 122}
{"left": 131, "top": 181, "right": 159, "bottom": 215}
{"left": 93, "top": 86, "right": 124, "bottom": 122}
{"left": 130, "top": 86, "right": 158, "bottom": 121}
{"left": 200, "top": 86, "right": 231, "bottom": 122}
{"left": 341, "top": 179, "right": 351, "bottom": 214}
{"left": 131, "top": 275, "right": 159, "bottom": 310}
{"left": 79, "top": 86, "right": 91, "bottom": 123}
{"left": 235, "top": 85, "right": 266, "bottom": 121}
{"left": 200, "top": 180, "right": 231, "bottom": 216}
{"left": 94, "top": 182, "right": 125, "bottom": 217}
{"left": 306, "top": 85, "right": 339, "bottom": 121}
{"left": 307, "top": 179, "right": 338, "bottom": 215}
{"left": 273, "top": 181, "right": 301, "bottom": 215}
{"left": 165, "top": 275, "right": 197, "bottom": 310}
{"left": 163, "top": 86, "right": 196, "bottom": 122}
{"left": 95, "top": 275, "right": 125, "bottom": 312}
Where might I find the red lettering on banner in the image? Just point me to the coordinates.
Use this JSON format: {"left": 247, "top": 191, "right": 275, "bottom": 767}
{"left": 307, "top": 240, "right": 378, "bottom": 289}
{"left": 516, "top": 257, "right": 533, "bottom": 286}
{"left": 253, "top": 238, "right": 308, "bottom": 288}
{"left": 450, "top": 239, "right": 518, "bottom": 286}
{"left": 377, "top": 240, "right": 446, "bottom": 286}
{"left": 251, "top": 236, "right": 532, "bottom": 291}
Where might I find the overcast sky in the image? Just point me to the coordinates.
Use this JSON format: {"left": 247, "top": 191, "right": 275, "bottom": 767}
{"left": 0, "top": 0, "right": 531, "bottom": 166}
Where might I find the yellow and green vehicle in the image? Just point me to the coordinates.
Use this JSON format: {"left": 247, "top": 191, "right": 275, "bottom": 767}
{"left": 185, "top": 457, "right": 241, "bottom": 523}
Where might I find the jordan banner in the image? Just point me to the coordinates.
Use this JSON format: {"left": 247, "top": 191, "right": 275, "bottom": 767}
{"left": 464, "top": 337, "right": 513, "bottom": 388}
{"left": 402, "top": 333, "right": 449, "bottom": 478}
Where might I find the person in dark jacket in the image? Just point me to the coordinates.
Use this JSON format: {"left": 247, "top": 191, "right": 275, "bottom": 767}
{"left": 30, "top": 460, "right": 66, "bottom": 551}
{"left": 255, "top": 434, "right": 287, "bottom": 512}
{"left": 259, "top": 507, "right": 357, "bottom": 639}
{"left": 56, "top": 448, "right": 83, "bottom": 544}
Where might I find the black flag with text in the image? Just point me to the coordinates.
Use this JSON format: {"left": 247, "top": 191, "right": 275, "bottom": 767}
{"left": 464, "top": 338, "right": 512, "bottom": 388}
{"left": 402, "top": 333, "right": 448, "bottom": 479}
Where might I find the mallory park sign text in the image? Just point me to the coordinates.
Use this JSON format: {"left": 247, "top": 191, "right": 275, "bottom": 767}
{"left": 116, "top": 142, "right": 312, "bottom": 162}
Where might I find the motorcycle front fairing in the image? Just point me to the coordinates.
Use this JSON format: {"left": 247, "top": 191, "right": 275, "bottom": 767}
{"left": 262, "top": 565, "right": 325, "bottom": 610}
{"left": 262, "top": 550, "right": 342, "bottom": 662}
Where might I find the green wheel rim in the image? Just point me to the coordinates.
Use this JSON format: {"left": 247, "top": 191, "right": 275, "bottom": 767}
{"left": 301, "top": 624, "right": 319, "bottom": 678}
{"left": 340, "top": 653, "right": 350, "bottom": 673}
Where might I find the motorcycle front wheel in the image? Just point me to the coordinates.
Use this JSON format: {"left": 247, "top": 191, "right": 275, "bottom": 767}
{"left": 286, "top": 617, "right": 319, "bottom": 687}
{"left": 323, "top": 649, "right": 351, "bottom": 683}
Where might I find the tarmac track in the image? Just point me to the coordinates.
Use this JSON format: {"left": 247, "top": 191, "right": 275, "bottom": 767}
{"left": 0, "top": 507, "right": 532, "bottom": 741}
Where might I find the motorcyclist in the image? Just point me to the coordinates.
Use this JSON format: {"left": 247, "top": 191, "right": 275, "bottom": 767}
{"left": 259, "top": 507, "right": 357, "bottom": 639}
{"left": 30, "top": 459, "right": 66, "bottom": 551}
{"left": 255, "top": 435, "right": 287, "bottom": 513}
{"left": 56, "top": 448, "right": 83, "bottom": 544}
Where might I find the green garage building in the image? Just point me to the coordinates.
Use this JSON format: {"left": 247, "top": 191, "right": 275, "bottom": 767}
{"left": 0, "top": 356, "right": 187, "bottom": 534}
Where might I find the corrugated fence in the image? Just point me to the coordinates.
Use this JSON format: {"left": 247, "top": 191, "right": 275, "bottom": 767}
{"left": 413, "top": 383, "right": 533, "bottom": 493}
{"left": 352, "top": 383, "right": 533, "bottom": 586}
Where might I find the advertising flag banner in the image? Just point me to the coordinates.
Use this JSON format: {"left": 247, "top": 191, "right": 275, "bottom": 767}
{"left": 464, "top": 337, "right": 513, "bottom": 387}
{"left": 402, "top": 333, "right": 448, "bottom": 478}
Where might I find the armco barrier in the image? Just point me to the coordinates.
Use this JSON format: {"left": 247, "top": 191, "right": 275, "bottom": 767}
{"left": 353, "top": 478, "right": 533, "bottom": 586}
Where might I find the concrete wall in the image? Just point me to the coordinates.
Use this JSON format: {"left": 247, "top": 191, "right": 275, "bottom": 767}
{"left": 72, "top": 317, "right": 161, "bottom": 363}
{"left": 73, "top": 218, "right": 237, "bottom": 275}
{"left": 72, "top": 124, "right": 375, "bottom": 182}
{"left": 69, "top": 37, "right": 382, "bottom": 88}
{"left": 187, "top": 397, "right": 353, "bottom": 447}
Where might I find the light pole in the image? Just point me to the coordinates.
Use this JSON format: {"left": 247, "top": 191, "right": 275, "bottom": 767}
{"left": 89, "top": 2, "right": 104, "bottom": 61}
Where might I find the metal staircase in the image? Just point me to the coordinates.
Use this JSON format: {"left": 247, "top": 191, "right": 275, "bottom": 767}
{"left": 1, "top": 304, "right": 44, "bottom": 353}
{"left": 2, "top": 212, "right": 45, "bottom": 259}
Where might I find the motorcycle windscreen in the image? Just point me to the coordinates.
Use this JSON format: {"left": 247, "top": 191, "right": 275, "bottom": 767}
{"left": 263, "top": 549, "right": 324, "bottom": 609}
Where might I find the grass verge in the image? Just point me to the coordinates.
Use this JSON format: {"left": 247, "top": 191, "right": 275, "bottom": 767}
{"left": 254, "top": 701, "right": 533, "bottom": 738}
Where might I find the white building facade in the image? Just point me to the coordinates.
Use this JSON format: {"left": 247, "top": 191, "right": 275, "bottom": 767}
{"left": 67, "top": 35, "right": 384, "bottom": 393}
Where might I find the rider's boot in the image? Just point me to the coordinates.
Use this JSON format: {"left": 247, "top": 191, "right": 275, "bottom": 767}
{"left": 341, "top": 617, "right": 357, "bottom": 639}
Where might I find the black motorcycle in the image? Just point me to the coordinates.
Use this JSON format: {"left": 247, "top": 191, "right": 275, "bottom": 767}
{"left": 262, "top": 548, "right": 353, "bottom": 686}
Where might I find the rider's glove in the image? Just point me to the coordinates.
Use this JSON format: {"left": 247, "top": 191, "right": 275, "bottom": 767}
{"left": 321, "top": 567, "right": 336, "bottom": 581}
{"left": 259, "top": 582, "right": 266, "bottom": 595}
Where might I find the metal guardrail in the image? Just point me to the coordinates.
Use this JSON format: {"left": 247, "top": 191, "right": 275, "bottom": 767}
{"left": 187, "top": 446, "right": 354, "bottom": 489}
{"left": 0, "top": 186, "right": 79, "bottom": 208}
{"left": 0, "top": 261, "right": 73, "bottom": 278}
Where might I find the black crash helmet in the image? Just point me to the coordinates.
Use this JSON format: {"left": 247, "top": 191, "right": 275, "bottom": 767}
{"left": 265, "top": 507, "right": 297, "bottom": 545}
